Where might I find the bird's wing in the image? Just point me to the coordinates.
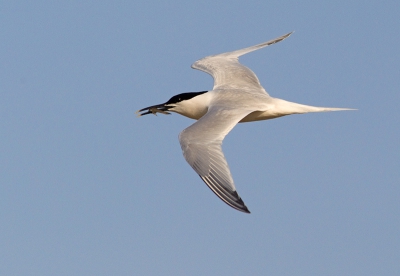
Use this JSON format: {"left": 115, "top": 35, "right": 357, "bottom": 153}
{"left": 191, "top": 32, "right": 293, "bottom": 91}
{"left": 179, "top": 106, "right": 255, "bottom": 213}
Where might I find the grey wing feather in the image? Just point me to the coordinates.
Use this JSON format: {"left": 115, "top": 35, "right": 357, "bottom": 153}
{"left": 191, "top": 32, "right": 293, "bottom": 91}
{"left": 179, "top": 107, "right": 254, "bottom": 213}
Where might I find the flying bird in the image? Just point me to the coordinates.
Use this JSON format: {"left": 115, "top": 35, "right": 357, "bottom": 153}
{"left": 137, "top": 32, "right": 354, "bottom": 213}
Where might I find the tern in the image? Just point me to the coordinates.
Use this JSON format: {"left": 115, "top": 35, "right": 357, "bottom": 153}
{"left": 137, "top": 32, "right": 354, "bottom": 213}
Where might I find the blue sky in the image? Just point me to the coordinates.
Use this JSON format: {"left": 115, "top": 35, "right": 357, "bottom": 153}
{"left": 1, "top": 1, "right": 399, "bottom": 275}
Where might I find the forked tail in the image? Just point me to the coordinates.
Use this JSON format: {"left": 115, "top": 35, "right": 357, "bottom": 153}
{"left": 274, "top": 98, "right": 356, "bottom": 116}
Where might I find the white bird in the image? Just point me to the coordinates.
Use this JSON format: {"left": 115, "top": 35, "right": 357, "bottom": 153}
{"left": 137, "top": 32, "right": 354, "bottom": 213}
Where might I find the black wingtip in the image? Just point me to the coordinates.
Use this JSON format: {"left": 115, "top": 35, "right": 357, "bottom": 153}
{"left": 242, "top": 206, "right": 251, "bottom": 214}
{"left": 200, "top": 175, "right": 251, "bottom": 214}
{"left": 236, "top": 197, "right": 251, "bottom": 214}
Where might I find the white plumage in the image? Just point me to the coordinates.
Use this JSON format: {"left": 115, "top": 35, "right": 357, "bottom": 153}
{"left": 137, "top": 32, "right": 354, "bottom": 213}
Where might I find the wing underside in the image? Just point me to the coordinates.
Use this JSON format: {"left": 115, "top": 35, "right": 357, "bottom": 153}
{"left": 179, "top": 106, "right": 254, "bottom": 213}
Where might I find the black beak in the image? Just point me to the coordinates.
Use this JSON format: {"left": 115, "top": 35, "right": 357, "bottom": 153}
{"left": 136, "top": 103, "right": 172, "bottom": 117}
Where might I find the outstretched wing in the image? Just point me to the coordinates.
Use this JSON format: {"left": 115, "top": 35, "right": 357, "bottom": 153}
{"left": 179, "top": 106, "right": 254, "bottom": 213}
{"left": 191, "top": 32, "right": 293, "bottom": 91}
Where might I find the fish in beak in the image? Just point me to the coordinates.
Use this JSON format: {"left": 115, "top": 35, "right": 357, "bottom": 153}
{"left": 136, "top": 103, "right": 172, "bottom": 117}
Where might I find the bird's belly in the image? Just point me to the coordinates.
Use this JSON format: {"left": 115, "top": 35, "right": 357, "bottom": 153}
{"left": 239, "top": 110, "right": 285, "bottom": 122}
{"left": 174, "top": 108, "right": 208, "bottom": 120}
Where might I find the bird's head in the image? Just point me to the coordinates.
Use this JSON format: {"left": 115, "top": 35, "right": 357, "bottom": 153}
{"left": 136, "top": 91, "right": 208, "bottom": 117}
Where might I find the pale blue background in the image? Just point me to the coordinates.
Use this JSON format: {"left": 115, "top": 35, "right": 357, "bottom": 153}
{"left": 1, "top": 1, "right": 399, "bottom": 275}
